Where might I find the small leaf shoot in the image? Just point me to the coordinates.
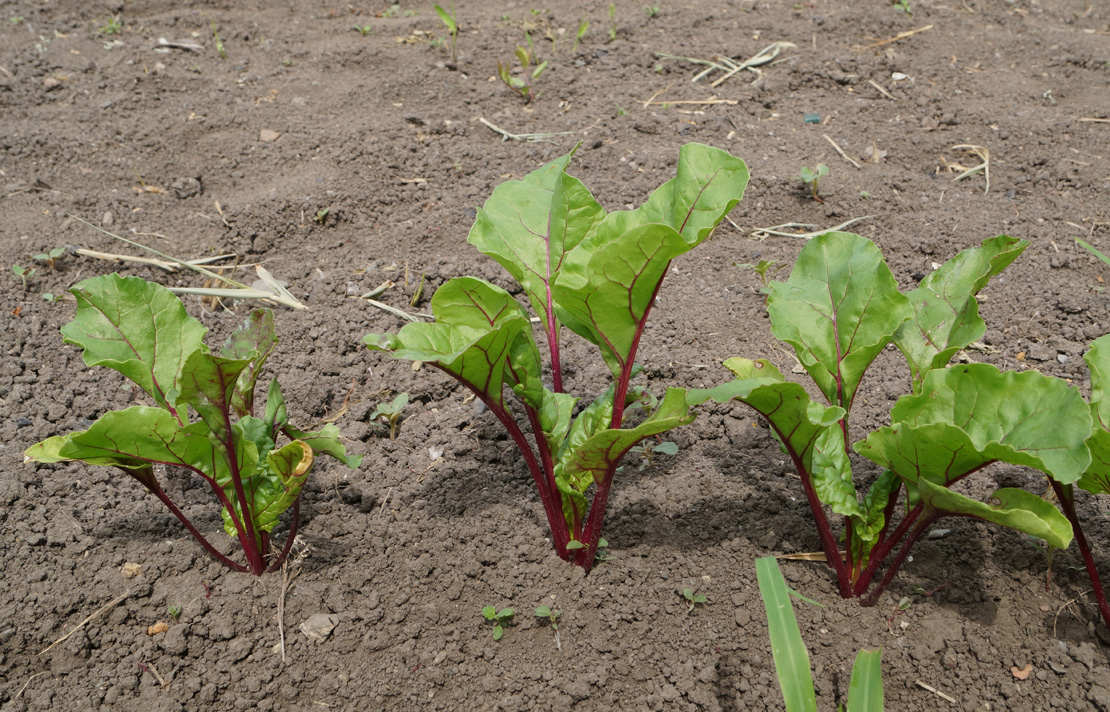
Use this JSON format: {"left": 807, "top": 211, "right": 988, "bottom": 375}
{"left": 370, "top": 393, "right": 409, "bottom": 440}
{"left": 482, "top": 606, "right": 514, "bottom": 640}
{"left": 797, "top": 164, "right": 828, "bottom": 202}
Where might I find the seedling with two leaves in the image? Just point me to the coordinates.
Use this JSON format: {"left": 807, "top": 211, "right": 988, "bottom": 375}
{"left": 535, "top": 605, "right": 561, "bottom": 650}
{"left": 34, "top": 247, "right": 66, "bottom": 270}
{"left": 681, "top": 588, "right": 707, "bottom": 614}
{"left": 797, "top": 164, "right": 828, "bottom": 202}
{"left": 370, "top": 393, "right": 409, "bottom": 440}
{"left": 11, "top": 264, "right": 33, "bottom": 290}
{"left": 498, "top": 46, "right": 547, "bottom": 102}
{"left": 366, "top": 143, "right": 749, "bottom": 571}
{"left": 24, "top": 274, "right": 361, "bottom": 575}
{"left": 482, "top": 606, "right": 514, "bottom": 640}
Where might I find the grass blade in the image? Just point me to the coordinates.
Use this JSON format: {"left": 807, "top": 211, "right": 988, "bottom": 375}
{"left": 755, "top": 557, "right": 817, "bottom": 712}
{"left": 847, "top": 649, "right": 884, "bottom": 712}
{"left": 1077, "top": 238, "right": 1110, "bottom": 268}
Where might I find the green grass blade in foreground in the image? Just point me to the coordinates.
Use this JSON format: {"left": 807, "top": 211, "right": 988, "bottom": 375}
{"left": 847, "top": 649, "right": 883, "bottom": 712}
{"left": 767, "top": 232, "right": 910, "bottom": 411}
{"left": 755, "top": 557, "right": 817, "bottom": 712}
{"left": 893, "top": 235, "right": 1026, "bottom": 392}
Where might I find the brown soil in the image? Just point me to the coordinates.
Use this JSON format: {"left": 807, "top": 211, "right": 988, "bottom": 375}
{"left": 3, "top": 0, "right": 1110, "bottom": 710}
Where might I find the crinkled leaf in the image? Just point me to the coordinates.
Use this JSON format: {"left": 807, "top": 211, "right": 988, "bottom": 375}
{"left": 265, "top": 378, "right": 288, "bottom": 437}
{"left": 688, "top": 358, "right": 846, "bottom": 481}
{"left": 1079, "top": 429, "right": 1110, "bottom": 495}
{"left": 178, "top": 350, "right": 253, "bottom": 438}
{"left": 223, "top": 440, "right": 313, "bottom": 537}
{"left": 767, "top": 233, "right": 910, "bottom": 410}
{"left": 468, "top": 153, "right": 605, "bottom": 331}
{"left": 588, "top": 142, "right": 749, "bottom": 246}
{"left": 861, "top": 364, "right": 1092, "bottom": 486}
{"left": 559, "top": 388, "right": 693, "bottom": 494}
{"left": 219, "top": 309, "right": 278, "bottom": 417}
{"left": 553, "top": 386, "right": 619, "bottom": 528}
{"left": 61, "top": 274, "right": 207, "bottom": 412}
{"left": 286, "top": 423, "right": 362, "bottom": 469}
{"left": 917, "top": 479, "right": 1073, "bottom": 549}
{"left": 808, "top": 421, "right": 860, "bottom": 520}
{"left": 555, "top": 223, "right": 690, "bottom": 378}
{"left": 852, "top": 470, "right": 901, "bottom": 567}
{"left": 894, "top": 236, "right": 1027, "bottom": 392}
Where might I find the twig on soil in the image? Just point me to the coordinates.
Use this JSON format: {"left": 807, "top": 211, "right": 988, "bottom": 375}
{"left": 655, "top": 42, "right": 795, "bottom": 86}
{"left": 640, "top": 83, "right": 674, "bottom": 109}
{"left": 277, "top": 542, "right": 310, "bottom": 663}
{"left": 75, "top": 248, "right": 240, "bottom": 272}
{"left": 1079, "top": 117, "right": 1110, "bottom": 124}
{"left": 14, "top": 672, "right": 48, "bottom": 699}
{"left": 362, "top": 297, "right": 428, "bottom": 322}
{"left": 855, "top": 25, "right": 934, "bottom": 51}
{"left": 39, "top": 589, "right": 131, "bottom": 655}
{"left": 823, "top": 133, "right": 861, "bottom": 169}
{"left": 478, "top": 118, "right": 573, "bottom": 144}
{"left": 141, "top": 660, "right": 169, "bottom": 688}
{"left": 868, "top": 79, "right": 897, "bottom": 101}
{"left": 377, "top": 487, "right": 393, "bottom": 519}
{"left": 915, "top": 680, "right": 957, "bottom": 705}
{"left": 66, "top": 214, "right": 306, "bottom": 309}
{"left": 945, "top": 144, "right": 990, "bottom": 194}
{"left": 777, "top": 551, "right": 846, "bottom": 562}
{"left": 1053, "top": 589, "right": 1094, "bottom": 638}
{"left": 156, "top": 38, "right": 204, "bottom": 52}
{"left": 641, "top": 96, "right": 738, "bottom": 106}
{"left": 750, "top": 215, "right": 875, "bottom": 240}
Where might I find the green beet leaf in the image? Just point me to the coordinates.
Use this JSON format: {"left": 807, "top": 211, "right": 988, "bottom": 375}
{"left": 61, "top": 273, "right": 207, "bottom": 414}
{"left": 917, "top": 480, "right": 1073, "bottom": 549}
{"left": 894, "top": 235, "right": 1027, "bottom": 392}
{"left": 1078, "top": 335, "right": 1110, "bottom": 495}
{"left": 860, "top": 364, "right": 1092, "bottom": 488}
{"left": 468, "top": 151, "right": 605, "bottom": 333}
{"left": 767, "top": 232, "right": 910, "bottom": 414}
{"left": 219, "top": 309, "right": 278, "bottom": 417}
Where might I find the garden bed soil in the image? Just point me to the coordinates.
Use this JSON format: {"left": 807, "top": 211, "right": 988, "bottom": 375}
{"left": 2, "top": 0, "right": 1110, "bottom": 710}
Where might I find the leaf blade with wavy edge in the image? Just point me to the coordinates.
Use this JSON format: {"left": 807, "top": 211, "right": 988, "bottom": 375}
{"left": 468, "top": 152, "right": 605, "bottom": 332}
{"left": 918, "top": 480, "right": 1073, "bottom": 549}
{"left": 223, "top": 440, "right": 313, "bottom": 537}
{"left": 847, "top": 649, "right": 884, "bottom": 712}
{"left": 61, "top": 274, "right": 207, "bottom": 413}
{"left": 688, "top": 358, "right": 846, "bottom": 493}
{"left": 555, "top": 223, "right": 690, "bottom": 378}
{"left": 1078, "top": 336, "right": 1110, "bottom": 495}
{"left": 285, "top": 423, "right": 363, "bottom": 469}
{"left": 219, "top": 309, "right": 278, "bottom": 417}
{"left": 859, "top": 365, "right": 1092, "bottom": 487}
{"left": 588, "top": 142, "right": 750, "bottom": 245}
{"left": 894, "top": 236, "right": 1027, "bottom": 392}
{"left": 557, "top": 388, "right": 694, "bottom": 533}
{"left": 178, "top": 350, "right": 254, "bottom": 438}
{"left": 364, "top": 306, "right": 529, "bottom": 412}
{"left": 767, "top": 232, "right": 910, "bottom": 411}
{"left": 755, "top": 557, "right": 818, "bottom": 712}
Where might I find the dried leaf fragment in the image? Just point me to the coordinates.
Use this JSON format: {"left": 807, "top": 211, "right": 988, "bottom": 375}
{"left": 121, "top": 562, "right": 143, "bottom": 579}
{"left": 147, "top": 621, "right": 169, "bottom": 636}
{"left": 1011, "top": 663, "right": 1033, "bottom": 680}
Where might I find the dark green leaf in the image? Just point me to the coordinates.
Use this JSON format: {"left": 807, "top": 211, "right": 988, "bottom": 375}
{"left": 219, "top": 309, "right": 278, "bottom": 416}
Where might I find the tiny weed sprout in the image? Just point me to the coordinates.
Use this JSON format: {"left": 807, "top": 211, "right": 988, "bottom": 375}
{"left": 892, "top": 0, "right": 914, "bottom": 16}
{"left": 756, "top": 557, "right": 884, "bottom": 712}
{"left": 644, "top": 6, "right": 661, "bottom": 19}
{"left": 352, "top": 24, "right": 373, "bottom": 36}
{"left": 313, "top": 207, "right": 331, "bottom": 224}
{"left": 482, "top": 606, "right": 514, "bottom": 641}
{"left": 34, "top": 247, "right": 66, "bottom": 270}
{"left": 572, "top": 16, "right": 589, "bottom": 52}
{"left": 370, "top": 393, "right": 409, "bottom": 440}
{"left": 11, "top": 264, "right": 34, "bottom": 290}
{"left": 681, "top": 588, "right": 707, "bottom": 614}
{"left": 432, "top": 4, "right": 458, "bottom": 65}
{"left": 24, "top": 275, "right": 361, "bottom": 576}
{"left": 168, "top": 605, "right": 183, "bottom": 622}
{"left": 366, "top": 144, "right": 749, "bottom": 571}
{"left": 628, "top": 439, "right": 678, "bottom": 470}
{"left": 692, "top": 233, "right": 1093, "bottom": 605}
{"left": 735, "top": 258, "right": 783, "bottom": 299}
{"left": 797, "top": 164, "right": 828, "bottom": 202}
{"left": 211, "top": 21, "right": 226, "bottom": 59}
{"left": 42, "top": 293, "right": 56, "bottom": 302}
{"left": 607, "top": 3, "right": 617, "bottom": 41}
{"left": 97, "top": 15, "right": 122, "bottom": 35}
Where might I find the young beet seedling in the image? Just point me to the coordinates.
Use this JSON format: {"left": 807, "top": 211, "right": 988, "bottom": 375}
{"left": 366, "top": 144, "right": 749, "bottom": 572}
{"left": 497, "top": 46, "right": 547, "bottom": 102}
{"left": 692, "top": 233, "right": 1091, "bottom": 604}
{"left": 482, "top": 606, "right": 514, "bottom": 641}
{"left": 681, "top": 588, "right": 707, "bottom": 614}
{"left": 24, "top": 274, "right": 361, "bottom": 576}
{"left": 370, "top": 393, "right": 409, "bottom": 440}
{"left": 535, "top": 605, "right": 562, "bottom": 651}
{"left": 797, "top": 164, "right": 828, "bottom": 202}
{"left": 34, "top": 247, "right": 66, "bottom": 271}
{"left": 11, "top": 264, "right": 34, "bottom": 291}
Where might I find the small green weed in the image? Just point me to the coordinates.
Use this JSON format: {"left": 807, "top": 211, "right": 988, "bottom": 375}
{"left": 433, "top": 4, "right": 458, "bottom": 65}
{"left": 482, "top": 606, "right": 514, "bottom": 640}
{"left": 11, "top": 264, "right": 33, "bottom": 290}
{"left": 682, "top": 588, "right": 707, "bottom": 614}
{"left": 352, "top": 25, "right": 373, "bottom": 36}
{"left": 34, "top": 247, "right": 65, "bottom": 271}
{"left": 797, "top": 164, "right": 828, "bottom": 202}
{"left": 371, "top": 393, "right": 409, "bottom": 440}
{"left": 607, "top": 3, "right": 617, "bottom": 41}
{"left": 97, "top": 16, "right": 122, "bottom": 35}
{"left": 572, "top": 16, "right": 589, "bottom": 52}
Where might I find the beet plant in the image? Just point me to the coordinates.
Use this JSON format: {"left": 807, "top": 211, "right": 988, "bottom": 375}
{"left": 24, "top": 274, "right": 361, "bottom": 575}
{"left": 692, "top": 232, "right": 1093, "bottom": 603}
{"left": 365, "top": 143, "right": 749, "bottom": 570}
